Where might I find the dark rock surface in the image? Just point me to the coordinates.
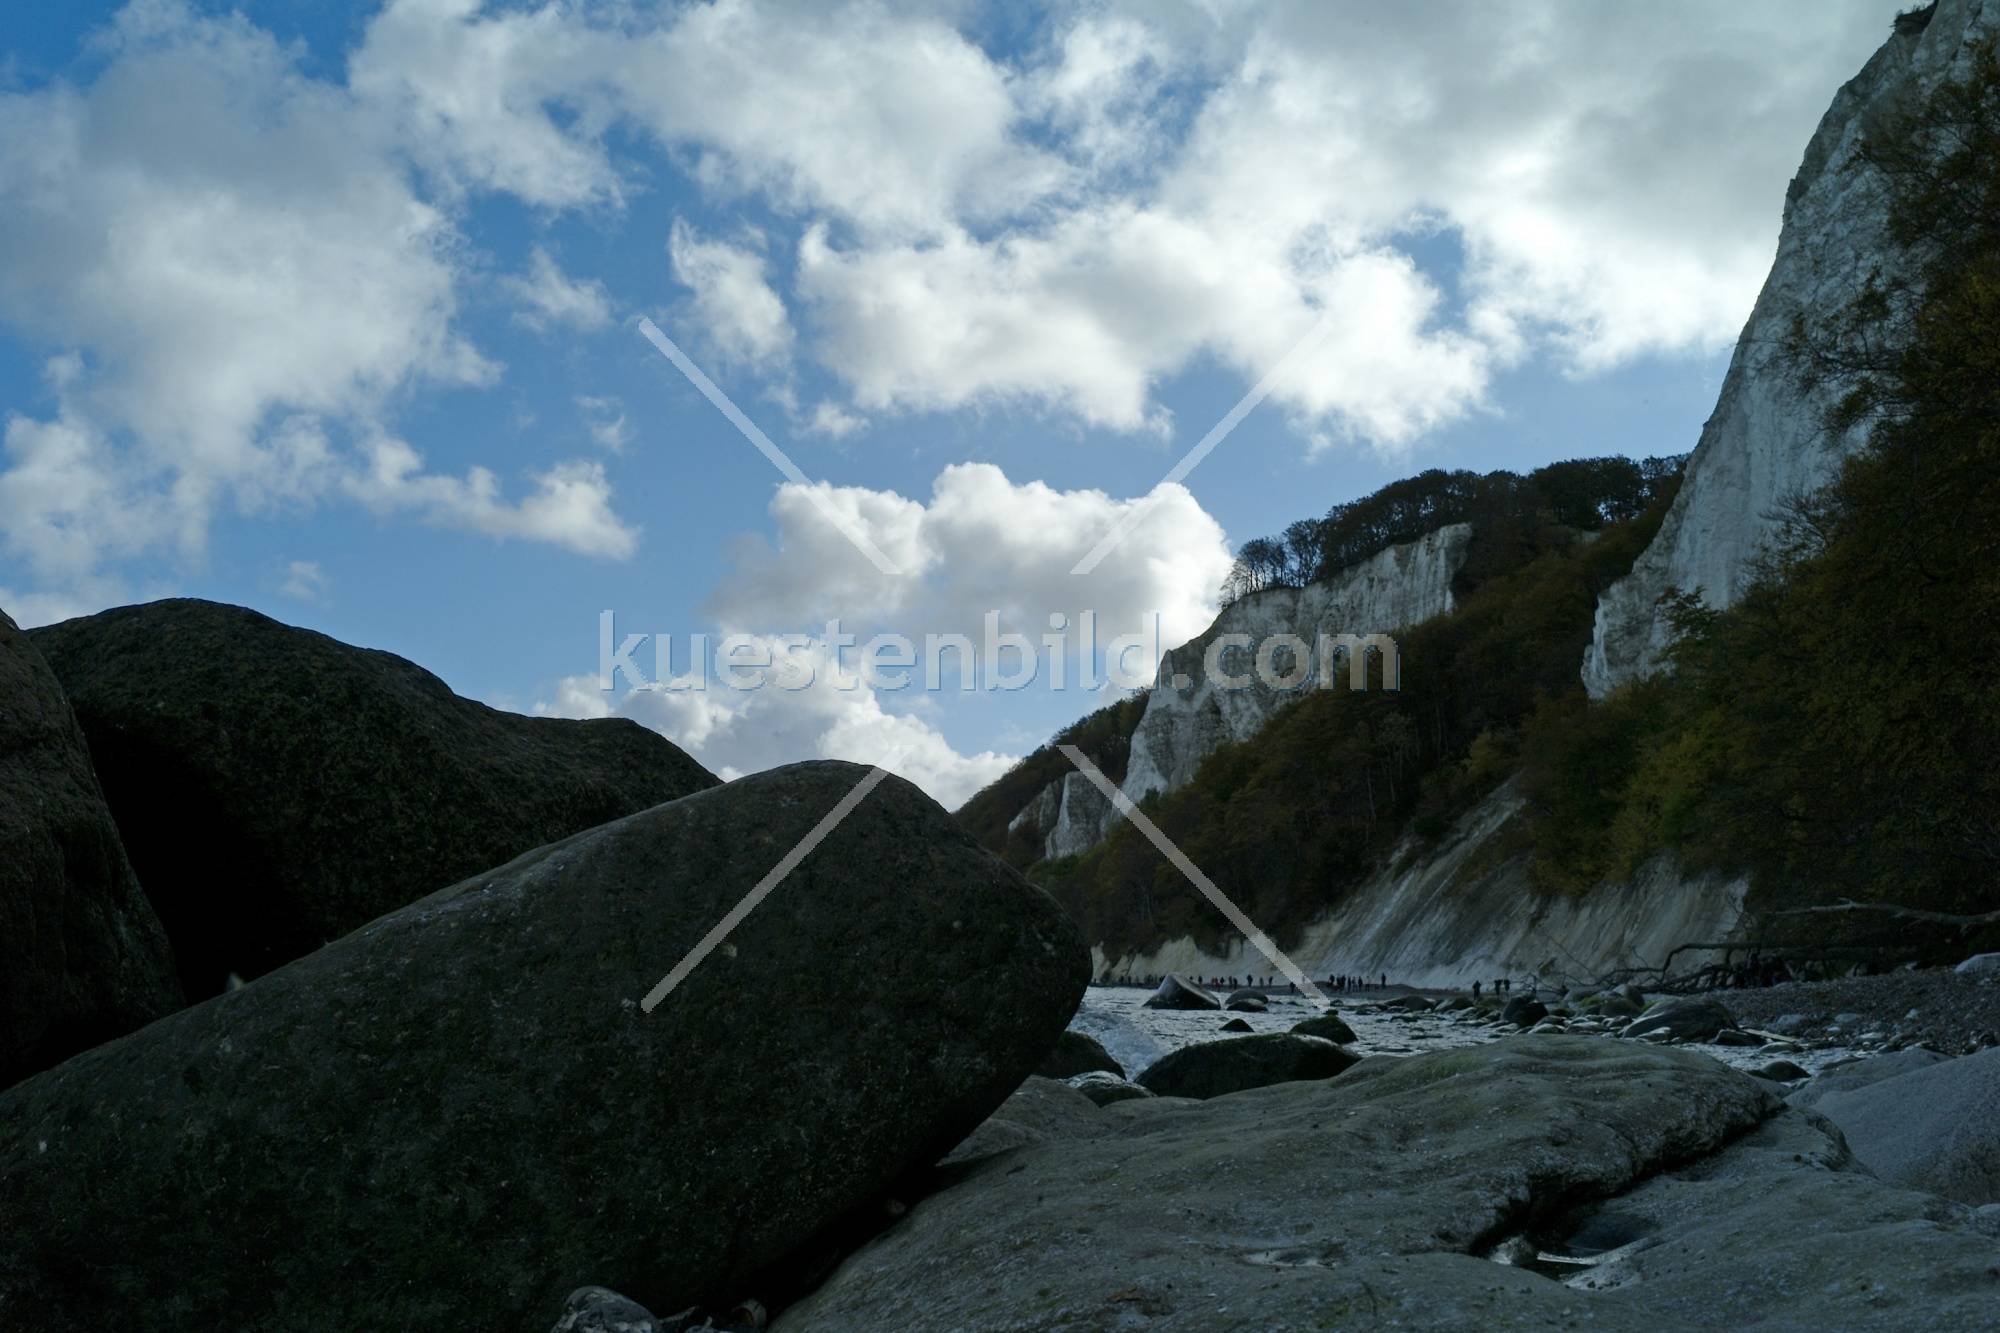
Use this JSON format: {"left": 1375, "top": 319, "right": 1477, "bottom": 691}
{"left": 1290, "top": 1011, "right": 1358, "bottom": 1044}
{"left": 939, "top": 1077, "right": 1110, "bottom": 1170}
{"left": 1806, "top": 1047, "right": 2000, "bottom": 1205}
{"left": 0, "top": 762, "right": 1088, "bottom": 1331}
{"left": 551, "top": 1286, "right": 667, "bottom": 1332}
{"left": 776, "top": 1038, "right": 1999, "bottom": 1330}
{"left": 1065, "top": 1071, "right": 1154, "bottom": 1106}
{"left": 0, "top": 608, "right": 180, "bottom": 1088}
{"left": 1223, "top": 988, "right": 1267, "bottom": 1011}
{"left": 1135, "top": 1032, "right": 1358, "bottom": 1099}
{"left": 1625, "top": 996, "right": 1734, "bottom": 1042}
{"left": 1787, "top": 1047, "right": 1950, "bottom": 1109}
{"left": 1034, "top": 1029, "right": 1121, "bottom": 1080}
{"left": 1141, "top": 974, "right": 1220, "bottom": 1010}
{"left": 1219, "top": 1016, "right": 1253, "bottom": 1032}
{"left": 1501, "top": 994, "right": 1548, "bottom": 1028}
{"left": 30, "top": 599, "right": 718, "bottom": 996}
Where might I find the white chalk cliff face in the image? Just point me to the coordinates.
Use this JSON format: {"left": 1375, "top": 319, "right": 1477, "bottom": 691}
{"left": 1093, "top": 781, "right": 1748, "bottom": 990}
{"left": 1586, "top": 0, "right": 1996, "bottom": 697}
{"left": 1123, "top": 522, "right": 1472, "bottom": 804}
{"left": 1024, "top": 523, "right": 1472, "bottom": 859}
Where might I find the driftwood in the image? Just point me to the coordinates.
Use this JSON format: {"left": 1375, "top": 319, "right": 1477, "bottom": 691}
{"left": 1770, "top": 898, "right": 2000, "bottom": 928}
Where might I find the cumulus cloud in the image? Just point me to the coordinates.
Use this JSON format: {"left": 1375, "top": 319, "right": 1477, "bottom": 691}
{"left": 709, "top": 462, "right": 1233, "bottom": 651}
{"left": 537, "top": 642, "right": 1015, "bottom": 809}
{"left": 0, "top": 1, "right": 639, "bottom": 607}
{"left": 667, "top": 220, "right": 793, "bottom": 365}
{"left": 536, "top": 461, "right": 1233, "bottom": 805}
{"left": 503, "top": 247, "right": 613, "bottom": 332}
{"left": 339, "top": 0, "right": 1885, "bottom": 451}
{"left": 347, "top": 437, "right": 638, "bottom": 559}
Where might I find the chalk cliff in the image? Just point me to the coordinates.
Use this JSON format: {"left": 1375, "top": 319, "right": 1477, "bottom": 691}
{"left": 1585, "top": 0, "right": 1997, "bottom": 695}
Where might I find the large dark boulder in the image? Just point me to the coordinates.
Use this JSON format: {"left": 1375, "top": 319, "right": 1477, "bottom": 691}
{"left": 1625, "top": 997, "right": 1735, "bottom": 1043}
{"left": 1141, "top": 974, "right": 1221, "bottom": 1010}
{"left": 29, "top": 599, "right": 717, "bottom": 996}
{"left": 1036, "top": 1029, "right": 1122, "bottom": 1080}
{"left": 0, "top": 762, "right": 1088, "bottom": 1331}
{"left": 0, "top": 609, "right": 180, "bottom": 1088}
{"left": 1136, "top": 1032, "right": 1358, "bottom": 1100}
{"left": 1502, "top": 995, "right": 1549, "bottom": 1028}
{"left": 1291, "top": 1012, "right": 1359, "bottom": 1044}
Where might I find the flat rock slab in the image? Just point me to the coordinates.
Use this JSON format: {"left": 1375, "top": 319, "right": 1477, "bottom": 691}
{"left": 1565, "top": 1106, "right": 2000, "bottom": 1329}
{"left": 1808, "top": 1046, "right": 2000, "bottom": 1205}
{"left": 777, "top": 1038, "right": 1779, "bottom": 1330}
{"left": 0, "top": 608, "right": 180, "bottom": 1088}
{"left": 30, "top": 598, "right": 719, "bottom": 996}
{"left": 0, "top": 762, "right": 1088, "bottom": 1331}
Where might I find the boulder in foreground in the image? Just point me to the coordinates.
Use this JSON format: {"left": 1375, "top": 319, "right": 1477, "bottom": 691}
{"left": 1136, "top": 1031, "right": 1357, "bottom": 1099}
{"left": 0, "top": 609, "right": 180, "bottom": 1088}
{"left": 29, "top": 599, "right": 719, "bottom": 996}
{"left": 0, "top": 762, "right": 1088, "bottom": 1331}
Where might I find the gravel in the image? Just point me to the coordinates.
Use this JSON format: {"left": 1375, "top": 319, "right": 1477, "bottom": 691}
{"left": 1719, "top": 968, "right": 2000, "bottom": 1056}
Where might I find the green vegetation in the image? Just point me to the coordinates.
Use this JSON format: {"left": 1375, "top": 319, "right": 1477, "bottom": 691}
{"left": 1518, "top": 39, "right": 2000, "bottom": 955}
{"left": 1222, "top": 455, "right": 1682, "bottom": 601}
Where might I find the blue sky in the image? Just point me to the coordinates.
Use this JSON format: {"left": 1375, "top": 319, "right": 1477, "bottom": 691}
{"left": 0, "top": 0, "right": 1890, "bottom": 803}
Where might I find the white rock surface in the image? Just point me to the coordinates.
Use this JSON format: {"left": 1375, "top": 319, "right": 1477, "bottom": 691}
{"left": 1096, "top": 780, "right": 1747, "bottom": 990}
{"left": 1585, "top": 0, "right": 1998, "bottom": 696}
{"left": 1121, "top": 523, "right": 1471, "bottom": 805}
{"left": 1043, "top": 770, "right": 1119, "bottom": 859}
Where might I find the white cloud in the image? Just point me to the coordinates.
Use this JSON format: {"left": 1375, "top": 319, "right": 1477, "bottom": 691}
{"left": 0, "top": 1, "right": 648, "bottom": 611}
{"left": 503, "top": 246, "right": 613, "bottom": 332}
{"left": 538, "top": 641, "right": 1016, "bottom": 810}
{"left": 805, "top": 399, "right": 867, "bottom": 439}
{"left": 279, "top": 559, "right": 330, "bottom": 602}
{"left": 353, "top": 0, "right": 1067, "bottom": 237}
{"left": 710, "top": 461, "right": 1232, "bottom": 657}
{"left": 576, "top": 394, "right": 633, "bottom": 452}
{"left": 534, "top": 460, "right": 1233, "bottom": 806}
{"left": 346, "top": 437, "right": 639, "bottom": 559}
{"left": 667, "top": 219, "right": 793, "bottom": 365}
{"left": 343, "top": 0, "right": 1885, "bottom": 449}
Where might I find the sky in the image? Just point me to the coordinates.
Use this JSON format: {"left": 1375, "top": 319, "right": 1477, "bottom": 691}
{"left": 0, "top": 0, "right": 1893, "bottom": 807}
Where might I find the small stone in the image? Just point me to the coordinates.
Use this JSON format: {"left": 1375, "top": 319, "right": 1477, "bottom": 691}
{"left": 1066, "top": 1071, "right": 1155, "bottom": 1106}
{"left": 551, "top": 1286, "right": 663, "bottom": 1333}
